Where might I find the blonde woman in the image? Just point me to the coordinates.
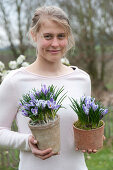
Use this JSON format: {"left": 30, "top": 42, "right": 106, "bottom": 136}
{"left": 0, "top": 6, "right": 95, "bottom": 170}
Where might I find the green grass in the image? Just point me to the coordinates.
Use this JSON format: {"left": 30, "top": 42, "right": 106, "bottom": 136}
{"left": 0, "top": 145, "right": 113, "bottom": 170}
{"left": 85, "top": 145, "right": 113, "bottom": 170}
{"left": 106, "top": 82, "right": 113, "bottom": 91}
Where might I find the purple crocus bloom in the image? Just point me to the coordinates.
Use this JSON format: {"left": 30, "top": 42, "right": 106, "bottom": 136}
{"left": 54, "top": 104, "right": 61, "bottom": 109}
{"left": 41, "top": 85, "right": 48, "bottom": 95}
{"left": 82, "top": 104, "right": 89, "bottom": 115}
{"left": 100, "top": 108, "right": 108, "bottom": 116}
{"left": 86, "top": 101, "right": 91, "bottom": 109}
{"left": 36, "top": 90, "right": 40, "bottom": 96}
{"left": 81, "top": 96, "right": 85, "bottom": 102}
{"left": 22, "top": 110, "right": 28, "bottom": 117}
{"left": 85, "top": 96, "right": 91, "bottom": 105}
{"left": 50, "top": 98, "right": 54, "bottom": 103}
{"left": 28, "top": 100, "right": 36, "bottom": 106}
{"left": 47, "top": 98, "right": 58, "bottom": 109}
{"left": 94, "top": 104, "right": 98, "bottom": 111}
{"left": 91, "top": 102, "right": 98, "bottom": 111}
{"left": 23, "top": 105, "right": 30, "bottom": 111}
{"left": 47, "top": 100, "right": 53, "bottom": 109}
{"left": 35, "top": 99, "right": 40, "bottom": 107}
{"left": 19, "top": 102, "right": 22, "bottom": 106}
{"left": 103, "top": 109, "right": 108, "bottom": 115}
{"left": 31, "top": 107, "right": 38, "bottom": 116}
{"left": 39, "top": 100, "right": 47, "bottom": 108}
{"left": 29, "top": 93, "right": 35, "bottom": 100}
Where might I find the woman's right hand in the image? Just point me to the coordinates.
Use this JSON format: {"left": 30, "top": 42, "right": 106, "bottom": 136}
{"left": 28, "top": 135, "right": 58, "bottom": 160}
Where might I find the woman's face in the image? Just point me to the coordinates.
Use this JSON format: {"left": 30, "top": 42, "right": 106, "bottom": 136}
{"left": 35, "top": 19, "right": 68, "bottom": 63}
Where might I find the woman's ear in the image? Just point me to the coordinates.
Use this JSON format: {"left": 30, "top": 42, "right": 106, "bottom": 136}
{"left": 30, "top": 31, "right": 37, "bottom": 42}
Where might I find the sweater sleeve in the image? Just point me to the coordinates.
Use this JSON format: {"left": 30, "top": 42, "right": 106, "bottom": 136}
{"left": 0, "top": 73, "right": 31, "bottom": 151}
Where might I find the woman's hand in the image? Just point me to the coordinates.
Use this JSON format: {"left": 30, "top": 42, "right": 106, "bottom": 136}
{"left": 75, "top": 135, "right": 106, "bottom": 154}
{"left": 28, "top": 135, "right": 58, "bottom": 160}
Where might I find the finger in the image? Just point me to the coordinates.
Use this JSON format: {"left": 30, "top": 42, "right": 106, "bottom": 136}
{"left": 82, "top": 150, "right": 86, "bottom": 153}
{"left": 38, "top": 151, "right": 54, "bottom": 160}
{"left": 75, "top": 148, "right": 79, "bottom": 151}
{"left": 103, "top": 135, "right": 106, "bottom": 141}
{"left": 87, "top": 149, "right": 92, "bottom": 154}
{"left": 35, "top": 148, "right": 52, "bottom": 156}
{"left": 40, "top": 151, "right": 59, "bottom": 160}
{"left": 52, "top": 152, "right": 59, "bottom": 155}
{"left": 28, "top": 135, "right": 37, "bottom": 144}
{"left": 30, "top": 137, "right": 38, "bottom": 145}
{"left": 92, "top": 149, "right": 97, "bottom": 153}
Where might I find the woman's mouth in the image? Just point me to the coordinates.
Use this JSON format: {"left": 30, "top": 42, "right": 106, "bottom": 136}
{"left": 47, "top": 50, "right": 61, "bottom": 54}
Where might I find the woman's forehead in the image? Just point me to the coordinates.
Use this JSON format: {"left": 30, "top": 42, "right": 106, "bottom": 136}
{"left": 39, "top": 18, "right": 66, "bottom": 33}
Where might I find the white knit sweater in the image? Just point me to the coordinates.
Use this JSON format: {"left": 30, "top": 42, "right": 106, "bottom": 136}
{"left": 0, "top": 66, "right": 91, "bottom": 170}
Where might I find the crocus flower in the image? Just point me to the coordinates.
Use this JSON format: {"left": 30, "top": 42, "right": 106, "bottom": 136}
{"left": 41, "top": 85, "right": 49, "bottom": 95}
{"left": 30, "top": 93, "right": 36, "bottom": 101}
{"left": 19, "top": 85, "right": 66, "bottom": 124}
{"left": 85, "top": 96, "right": 91, "bottom": 105}
{"left": 103, "top": 109, "right": 108, "bottom": 115}
{"left": 100, "top": 108, "right": 108, "bottom": 116}
{"left": 47, "top": 98, "right": 60, "bottom": 110}
{"left": 82, "top": 104, "right": 89, "bottom": 115}
{"left": 22, "top": 110, "right": 28, "bottom": 117}
{"left": 31, "top": 108, "right": 38, "bottom": 116}
{"left": 36, "top": 90, "right": 40, "bottom": 96}
{"left": 23, "top": 105, "right": 30, "bottom": 111}
{"left": 47, "top": 100, "right": 54, "bottom": 109}
{"left": 39, "top": 100, "right": 47, "bottom": 108}
{"left": 53, "top": 104, "right": 61, "bottom": 110}
{"left": 91, "top": 102, "right": 98, "bottom": 111}
{"left": 81, "top": 96, "right": 85, "bottom": 102}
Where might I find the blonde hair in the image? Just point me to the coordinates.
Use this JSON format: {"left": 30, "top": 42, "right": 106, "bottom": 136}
{"left": 29, "top": 6, "right": 75, "bottom": 52}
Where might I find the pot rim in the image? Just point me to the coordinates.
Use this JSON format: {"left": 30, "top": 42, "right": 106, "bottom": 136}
{"left": 73, "top": 120, "right": 105, "bottom": 132}
{"left": 28, "top": 114, "right": 60, "bottom": 129}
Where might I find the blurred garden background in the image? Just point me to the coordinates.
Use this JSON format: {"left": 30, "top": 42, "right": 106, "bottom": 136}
{"left": 0, "top": 0, "right": 113, "bottom": 169}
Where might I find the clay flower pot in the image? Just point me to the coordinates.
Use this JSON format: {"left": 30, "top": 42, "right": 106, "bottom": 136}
{"left": 28, "top": 115, "right": 60, "bottom": 153}
{"left": 73, "top": 120, "right": 105, "bottom": 150}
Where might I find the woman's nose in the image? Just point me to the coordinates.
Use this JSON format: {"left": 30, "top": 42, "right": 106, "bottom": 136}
{"left": 51, "top": 37, "right": 59, "bottom": 47}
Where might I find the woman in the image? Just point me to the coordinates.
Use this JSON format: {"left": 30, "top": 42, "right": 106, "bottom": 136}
{"left": 0, "top": 6, "right": 96, "bottom": 170}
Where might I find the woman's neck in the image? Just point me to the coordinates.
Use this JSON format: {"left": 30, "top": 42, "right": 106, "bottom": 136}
{"left": 25, "top": 55, "right": 74, "bottom": 76}
{"left": 27, "top": 57, "right": 67, "bottom": 76}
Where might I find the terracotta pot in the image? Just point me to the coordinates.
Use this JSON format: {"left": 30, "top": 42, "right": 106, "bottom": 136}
{"left": 73, "top": 120, "right": 105, "bottom": 150}
{"left": 28, "top": 115, "right": 60, "bottom": 153}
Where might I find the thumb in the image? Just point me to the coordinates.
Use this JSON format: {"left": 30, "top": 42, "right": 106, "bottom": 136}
{"left": 29, "top": 135, "right": 37, "bottom": 144}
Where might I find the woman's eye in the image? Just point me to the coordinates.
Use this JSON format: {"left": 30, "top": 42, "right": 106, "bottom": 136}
{"left": 57, "top": 34, "right": 66, "bottom": 39}
{"left": 44, "top": 35, "right": 53, "bottom": 40}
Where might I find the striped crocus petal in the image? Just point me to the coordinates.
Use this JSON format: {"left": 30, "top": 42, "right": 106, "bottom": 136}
{"left": 31, "top": 108, "right": 38, "bottom": 116}
{"left": 54, "top": 104, "right": 61, "bottom": 109}
{"left": 22, "top": 110, "right": 28, "bottom": 117}
{"left": 41, "top": 85, "right": 48, "bottom": 95}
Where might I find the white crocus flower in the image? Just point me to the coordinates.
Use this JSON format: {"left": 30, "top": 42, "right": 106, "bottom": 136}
{"left": 17, "top": 55, "right": 26, "bottom": 65}
{"left": 22, "top": 62, "right": 29, "bottom": 67}
{"left": 9, "top": 61, "right": 17, "bottom": 69}
{"left": 0, "top": 61, "right": 5, "bottom": 71}
{"left": 61, "top": 58, "right": 70, "bottom": 65}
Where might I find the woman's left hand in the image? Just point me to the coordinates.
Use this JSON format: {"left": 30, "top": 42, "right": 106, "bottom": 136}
{"left": 75, "top": 135, "right": 106, "bottom": 154}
